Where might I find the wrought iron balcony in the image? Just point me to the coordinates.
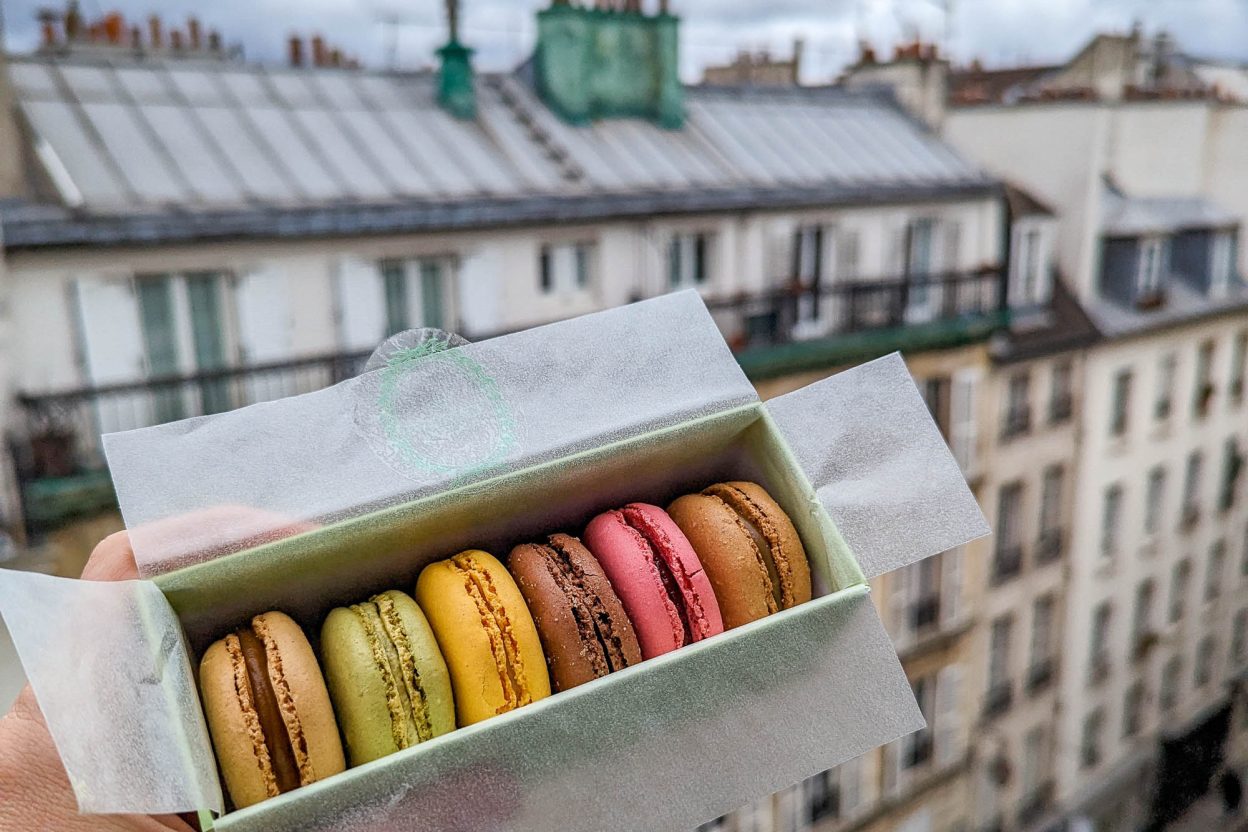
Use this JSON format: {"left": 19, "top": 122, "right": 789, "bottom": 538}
{"left": 706, "top": 268, "right": 1006, "bottom": 375}
{"left": 13, "top": 350, "right": 373, "bottom": 530}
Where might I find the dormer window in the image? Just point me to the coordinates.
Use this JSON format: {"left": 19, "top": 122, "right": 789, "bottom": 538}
{"left": 1137, "top": 237, "right": 1167, "bottom": 299}
{"left": 1211, "top": 232, "right": 1235, "bottom": 297}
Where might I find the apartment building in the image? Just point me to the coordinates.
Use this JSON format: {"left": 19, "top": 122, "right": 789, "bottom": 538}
{"left": 943, "top": 28, "right": 1248, "bottom": 832}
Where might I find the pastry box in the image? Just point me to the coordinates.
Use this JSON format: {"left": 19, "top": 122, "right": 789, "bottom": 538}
{"left": 0, "top": 291, "right": 987, "bottom": 831}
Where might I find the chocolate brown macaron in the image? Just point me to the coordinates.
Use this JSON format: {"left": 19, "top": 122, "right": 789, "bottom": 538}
{"left": 508, "top": 533, "right": 642, "bottom": 692}
{"left": 668, "top": 481, "right": 813, "bottom": 629}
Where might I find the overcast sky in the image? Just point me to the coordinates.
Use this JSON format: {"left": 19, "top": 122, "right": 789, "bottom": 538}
{"left": 2, "top": 0, "right": 1245, "bottom": 82}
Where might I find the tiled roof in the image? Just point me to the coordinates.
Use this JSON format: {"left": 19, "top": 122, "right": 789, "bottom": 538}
{"left": 0, "top": 53, "right": 995, "bottom": 247}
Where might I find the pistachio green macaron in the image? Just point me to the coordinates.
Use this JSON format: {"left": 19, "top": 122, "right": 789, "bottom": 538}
{"left": 321, "top": 590, "right": 455, "bottom": 767}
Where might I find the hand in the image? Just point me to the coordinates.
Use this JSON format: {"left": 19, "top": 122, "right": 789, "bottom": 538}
{"left": 0, "top": 532, "right": 197, "bottom": 832}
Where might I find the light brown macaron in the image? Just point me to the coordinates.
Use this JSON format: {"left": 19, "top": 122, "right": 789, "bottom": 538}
{"left": 200, "top": 611, "right": 346, "bottom": 810}
{"left": 668, "top": 481, "right": 812, "bottom": 629}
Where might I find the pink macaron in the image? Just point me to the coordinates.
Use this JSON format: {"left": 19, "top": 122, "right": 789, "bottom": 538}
{"left": 583, "top": 502, "right": 724, "bottom": 659}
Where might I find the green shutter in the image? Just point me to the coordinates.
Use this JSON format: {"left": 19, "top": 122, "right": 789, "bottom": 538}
{"left": 137, "top": 277, "right": 184, "bottom": 422}
{"left": 420, "top": 261, "right": 445, "bottom": 330}
{"left": 668, "top": 238, "right": 682, "bottom": 288}
{"left": 185, "top": 273, "right": 231, "bottom": 415}
{"left": 382, "top": 261, "right": 408, "bottom": 337}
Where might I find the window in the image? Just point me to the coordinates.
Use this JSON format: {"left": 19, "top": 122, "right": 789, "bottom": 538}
{"left": 1012, "top": 225, "right": 1044, "bottom": 305}
{"left": 668, "top": 232, "right": 710, "bottom": 290}
{"left": 1169, "top": 559, "right": 1191, "bottom": 623}
{"left": 903, "top": 675, "right": 935, "bottom": 768}
{"left": 1242, "top": 524, "right": 1248, "bottom": 578}
{"left": 136, "top": 272, "right": 232, "bottom": 421}
{"left": 1195, "top": 636, "right": 1217, "bottom": 687}
{"left": 381, "top": 257, "right": 451, "bottom": 335}
{"left": 1038, "top": 465, "right": 1063, "bottom": 560}
{"left": 1123, "top": 682, "right": 1145, "bottom": 738}
{"left": 1155, "top": 354, "right": 1177, "bottom": 421}
{"left": 540, "top": 242, "right": 595, "bottom": 295}
{"left": 1205, "top": 540, "right": 1226, "bottom": 603}
{"left": 921, "top": 376, "right": 952, "bottom": 440}
{"left": 804, "top": 769, "right": 839, "bottom": 823}
{"left": 1221, "top": 438, "right": 1243, "bottom": 512}
{"left": 1089, "top": 602, "right": 1112, "bottom": 684}
{"left": 994, "top": 483, "right": 1024, "bottom": 583}
{"left": 1211, "top": 231, "right": 1235, "bottom": 297}
{"left": 1194, "top": 340, "right": 1215, "bottom": 418}
{"left": 1137, "top": 236, "right": 1167, "bottom": 296}
{"left": 1233, "top": 609, "right": 1248, "bottom": 666}
{"left": 1160, "top": 656, "right": 1183, "bottom": 712}
{"left": 1003, "top": 372, "right": 1032, "bottom": 438}
{"left": 1080, "top": 708, "right": 1105, "bottom": 769}
{"left": 1028, "top": 594, "right": 1055, "bottom": 691}
{"left": 835, "top": 229, "right": 861, "bottom": 281}
{"left": 1132, "top": 580, "right": 1155, "bottom": 656}
{"left": 1145, "top": 466, "right": 1166, "bottom": 537}
{"left": 794, "top": 225, "right": 824, "bottom": 285}
{"left": 1111, "top": 369, "right": 1132, "bottom": 437}
{"left": 986, "top": 616, "right": 1014, "bottom": 710}
{"left": 1182, "top": 451, "right": 1203, "bottom": 527}
{"left": 1232, "top": 332, "right": 1247, "bottom": 404}
{"left": 1101, "top": 484, "right": 1123, "bottom": 557}
{"left": 1021, "top": 726, "right": 1048, "bottom": 798}
{"left": 1049, "top": 361, "right": 1073, "bottom": 423}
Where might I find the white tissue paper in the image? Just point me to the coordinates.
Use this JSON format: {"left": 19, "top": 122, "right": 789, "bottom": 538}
{"left": 0, "top": 291, "right": 988, "bottom": 829}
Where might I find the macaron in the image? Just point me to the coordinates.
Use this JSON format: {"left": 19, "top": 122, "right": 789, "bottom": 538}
{"left": 508, "top": 533, "right": 643, "bottom": 692}
{"left": 668, "top": 481, "right": 812, "bottom": 629}
{"left": 583, "top": 503, "right": 724, "bottom": 659}
{"left": 199, "top": 611, "right": 346, "bottom": 810}
{"left": 416, "top": 550, "right": 551, "bottom": 726}
{"left": 320, "top": 590, "right": 455, "bottom": 768}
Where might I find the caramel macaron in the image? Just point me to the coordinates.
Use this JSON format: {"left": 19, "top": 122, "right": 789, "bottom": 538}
{"left": 200, "top": 611, "right": 345, "bottom": 810}
{"left": 668, "top": 482, "right": 812, "bottom": 629}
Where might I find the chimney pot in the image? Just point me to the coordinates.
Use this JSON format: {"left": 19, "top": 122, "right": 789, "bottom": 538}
{"left": 329, "top": 47, "right": 343, "bottom": 67}
{"left": 288, "top": 35, "right": 304, "bottom": 66}
{"left": 148, "top": 15, "right": 163, "bottom": 48}
{"left": 39, "top": 10, "right": 59, "bottom": 47}
{"left": 130, "top": 25, "right": 142, "bottom": 49}
{"left": 188, "top": 17, "right": 201, "bottom": 50}
{"left": 64, "top": 1, "right": 82, "bottom": 40}
{"left": 103, "top": 12, "right": 124, "bottom": 44}
{"left": 208, "top": 30, "right": 222, "bottom": 52}
{"left": 170, "top": 29, "right": 184, "bottom": 50}
{"left": 311, "top": 34, "right": 327, "bottom": 66}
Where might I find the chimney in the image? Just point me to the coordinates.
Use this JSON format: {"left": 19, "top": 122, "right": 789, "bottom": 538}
{"left": 288, "top": 35, "right": 304, "bottom": 66}
{"left": 170, "top": 29, "right": 184, "bottom": 51}
{"left": 438, "top": 0, "right": 477, "bottom": 119}
{"left": 148, "top": 15, "right": 163, "bottom": 49}
{"left": 208, "top": 30, "right": 222, "bottom": 52}
{"left": 38, "top": 9, "right": 59, "bottom": 48}
{"left": 102, "top": 12, "right": 124, "bottom": 45}
{"left": 64, "top": 1, "right": 82, "bottom": 40}
{"left": 329, "top": 48, "right": 343, "bottom": 68}
{"left": 311, "top": 34, "right": 327, "bottom": 66}
{"left": 188, "top": 17, "right": 201, "bottom": 50}
{"left": 129, "top": 25, "right": 142, "bottom": 49}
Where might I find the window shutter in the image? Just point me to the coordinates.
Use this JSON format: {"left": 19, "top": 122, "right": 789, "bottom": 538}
{"left": 335, "top": 255, "right": 386, "bottom": 352}
{"left": 234, "top": 264, "right": 297, "bottom": 402}
{"left": 882, "top": 740, "right": 904, "bottom": 799}
{"left": 950, "top": 367, "right": 980, "bottom": 475}
{"left": 935, "top": 663, "right": 964, "bottom": 766}
{"left": 767, "top": 218, "right": 797, "bottom": 286}
{"left": 888, "top": 224, "right": 908, "bottom": 276}
{"left": 73, "top": 274, "right": 150, "bottom": 434}
{"left": 941, "top": 547, "right": 962, "bottom": 625}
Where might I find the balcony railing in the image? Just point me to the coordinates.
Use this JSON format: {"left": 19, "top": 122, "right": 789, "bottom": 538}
{"left": 705, "top": 269, "right": 1004, "bottom": 352}
{"left": 14, "top": 350, "right": 373, "bottom": 485}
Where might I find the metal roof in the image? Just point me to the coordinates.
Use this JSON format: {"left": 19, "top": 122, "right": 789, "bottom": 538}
{"left": 1, "top": 54, "right": 995, "bottom": 248}
{"left": 1102, "top": 188, "right": 1238, "bottom": 236}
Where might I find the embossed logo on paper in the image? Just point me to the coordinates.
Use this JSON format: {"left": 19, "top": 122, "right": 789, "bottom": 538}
{"left": 355, "top": 329, "right": 516, "bottom": 481}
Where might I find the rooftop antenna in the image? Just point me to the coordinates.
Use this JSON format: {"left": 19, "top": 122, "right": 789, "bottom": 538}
{"left": 375, "top": 8, "right": 418, "bottom": 70}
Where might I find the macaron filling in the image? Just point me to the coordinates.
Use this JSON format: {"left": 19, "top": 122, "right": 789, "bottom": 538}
{"left": 450, "top": 553, "right": 533, "bottom": 713}
{"left": 350, "top": 596, "right": 433, "bottom": 750}
{"left": 540, "top": 537, "right": 634, "bottom": 676}
{"left": 234, "top": 627, "right": 301, "bottom": 795}
{"left": 619, "top": 505, "right": 714, "bottom": 644}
